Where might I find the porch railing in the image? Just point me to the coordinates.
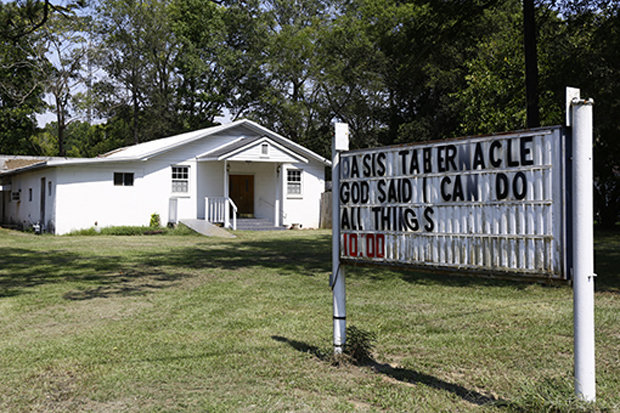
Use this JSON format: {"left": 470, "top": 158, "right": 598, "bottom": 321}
{"left": 205, "top": 197, "right": 237, "bottom": 230}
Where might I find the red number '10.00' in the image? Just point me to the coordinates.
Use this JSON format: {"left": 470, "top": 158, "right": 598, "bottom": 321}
{"left": 342, "top": 233, "right": 385, "bottom": 258}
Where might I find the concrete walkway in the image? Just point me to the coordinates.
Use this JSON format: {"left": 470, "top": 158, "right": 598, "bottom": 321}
{"left": 179, "top": 219, "right": 236, "bottom": 238}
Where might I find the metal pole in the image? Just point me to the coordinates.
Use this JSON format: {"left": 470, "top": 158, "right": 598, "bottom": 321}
{"left": 332, "top": 123, "right": 349, "bottom": 354}
{"left": 571, "top": 97, "right": 596, "bottom": 402}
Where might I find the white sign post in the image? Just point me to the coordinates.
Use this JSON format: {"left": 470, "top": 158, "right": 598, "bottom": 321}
{"left": 332, "top": 123, "right": 349, "bottom": 354}
{"left": 570, "top": 90, "right": 596, "bottom": 402}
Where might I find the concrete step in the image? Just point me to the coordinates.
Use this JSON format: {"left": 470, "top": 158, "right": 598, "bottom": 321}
{"left": 235, "top": 218, "right": 287, "bottom": 231}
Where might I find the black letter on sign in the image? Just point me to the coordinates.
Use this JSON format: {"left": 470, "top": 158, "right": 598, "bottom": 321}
{"left": 404, "top": 208, "right": 419, "bottom": 231}
{"left": 376, "top": 152, "right": 387, "bottom": 176}
{"left": 446, "top": 145, "right": 457, "bottom": 171}
{"left": 341, "top": 209, "right": 350, "bottom": 229}
{"left": 424, "top": 207, "right": 435, "bottom": 232}
{"left": 513, "top": 171, "right": 527, "bottom": 200}
{"left": 350, "top": 156, "right": 360, "bottom": 177}
{"left": 423, "top": 147, "right": 432, "bottom": 173}
{"left": 507, "top": 139, "right": 519, "bottom": 167}
{"left": 377, "top": 179, "right": 386, "bottom": 203}
{"left": 410, "top": 149, "right": 420, "bottom": 174}
{"left": 437, "top": 146, "right": 446, "bottom": 172}
{"left": 452, "top": 175, "right": 464, "bottom": 202}
{"left": 520, "top": 136, "right": 534, "bottom": 166}
{"left": 490, "top": 140, "right": 502, "bottom": 168}
{"left": 440, "top": 176, "right": 452, "bottom": 201}
{"left": 339, "top": 182, "right": 350, "bottom": 204}
{"left": 473, "top": 142, "right": 485, "bottom": 169}
{"left": 362, "top": 154, "right": 372, "bottom": 177}
{"left": 496, "top": 173, "right": 509, "bottom": 200}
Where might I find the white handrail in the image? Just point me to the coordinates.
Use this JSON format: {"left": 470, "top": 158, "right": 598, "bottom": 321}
{"left": 205, "top": 197, "right": 238, "bottom": 230}
{"left": 228, "top": 198, "right": 238, "bottom": 230}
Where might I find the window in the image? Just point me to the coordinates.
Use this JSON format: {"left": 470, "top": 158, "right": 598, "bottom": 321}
{"left": 29, "top": 188, "right": 32, "bottom": 202}
{"left": 261, "top": 143, "right": 269, "bottom": 156}
{"left": 114, "top": 172, "right": 134, "bottom": 186}
{"left": 48, "top": 181, "right": 52, "bottom": 196}
{"left": 287, "top": 169, "right": 302, "bottom": 196}
{"left": 12, "top": 190, "right": 20, "bottom": 201}
{"left": 172, "top": 166, "right": 189, "bottom": 193}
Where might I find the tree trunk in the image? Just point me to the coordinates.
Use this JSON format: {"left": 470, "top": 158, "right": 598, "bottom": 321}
{"left": 523, "top": 0, "right": 539, "bottom": 128}
{"left": 132, "top": 90, "right": 139, "bottom": 145}
{"left": 56, "top": 94, "right": 65, "bottom": 156}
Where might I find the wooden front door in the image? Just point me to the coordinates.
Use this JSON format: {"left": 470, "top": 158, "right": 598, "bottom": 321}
{"left": 229, "top": 175, "right": 254, "bottom": 216}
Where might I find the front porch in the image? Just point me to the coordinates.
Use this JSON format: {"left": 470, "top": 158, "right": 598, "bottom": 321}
{"left": 186, "top": 135, "right": 308, "bottom": 230}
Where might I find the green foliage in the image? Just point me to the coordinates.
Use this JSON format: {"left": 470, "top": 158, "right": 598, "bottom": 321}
{"left": 0, "top": 2, "right": 46, "bottom": 155}
{"left": 1, "top": 0, "right": 618, "bottom": 222}
{"left": 149, "top": 213, "right": 160, "bottom": 228}
{"left": 66, "top": 223, "right": 199, "bottom": 236}
{"left": 343, "top": 325, "right": 377, "bottom": 365}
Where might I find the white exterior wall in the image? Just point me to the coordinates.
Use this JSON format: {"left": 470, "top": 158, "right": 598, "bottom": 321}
{"left": 55, "top": 164, "right": 150, "bottom": 234}
{"left": 3, "top": 168, "right": 57, "bottom": 231}
{"left": 197, "top": 161, "right": 225, "bottom": 219}
{"left": 3, "top": 123, "right": 327, "bottom": 234}
{"left": 282, "top": 161, "right": 325, "bottom": 229}
{"left": 52, "top": 134, "right": 241, "bottom": 234}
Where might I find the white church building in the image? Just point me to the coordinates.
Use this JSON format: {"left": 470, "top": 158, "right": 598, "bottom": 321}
{"left": 0, "top": 119, "right": 330, "bottom": 234}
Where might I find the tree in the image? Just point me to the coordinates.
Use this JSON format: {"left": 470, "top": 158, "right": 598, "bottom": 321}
{"left": 37, "top": 13, "right": 90, "bottom": 155}
{"left": 169, "top": 0, "right": 229, "bottom": 130}
{"left": 0, "top": 0, "right": 85, "bottom": 41}
{"left": 560, "top": 1, "right": 620, "bottom": 226}
{"left": 224, "top": 0, "right": 334, "bottom": 155}
{"left": 0, "top": 1, "right": 46, "bottom": 154}
{"left": 95, "top": 0, "right": 181, "bottom": 144}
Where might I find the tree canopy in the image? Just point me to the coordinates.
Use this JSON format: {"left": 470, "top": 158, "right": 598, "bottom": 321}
{"left": 0, "top": 0, "right": 618, "bottom": 223}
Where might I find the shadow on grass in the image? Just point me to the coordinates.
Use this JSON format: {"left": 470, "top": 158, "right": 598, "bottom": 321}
{"left": 0, "top": 247, "right": 185, "bottom": 299}
{"left": 2, "top": 229, "right": 618, "bottom": 300}
{"left": 271, "top": 335, "right": 507, "bottom": 408}
{"left": 594, "top": 229, "right": 620, "bottom": 294}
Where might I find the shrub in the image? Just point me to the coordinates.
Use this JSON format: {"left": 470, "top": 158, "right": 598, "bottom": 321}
{"left": 150, "top": 213, "right": 161, "bottom": 228}
{"left": 343, "top": 325, "right": 377, "bottom": 365}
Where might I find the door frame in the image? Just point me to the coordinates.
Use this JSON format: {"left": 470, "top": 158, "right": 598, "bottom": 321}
{"left": 229, "top": 174, "right": 255, "bottom": 217}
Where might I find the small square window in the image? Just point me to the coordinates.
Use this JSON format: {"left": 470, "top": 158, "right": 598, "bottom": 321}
{"left": 287, "top": 170, "right": 302, "bottom": 196}
{"left": 114, "top": 172, "right": 134, "bottom": 186}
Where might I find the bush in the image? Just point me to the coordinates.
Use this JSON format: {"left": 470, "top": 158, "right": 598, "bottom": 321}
{"left": 65, "top": 223, "right": 201, "bottom": 236}
{"left": 343, "top": 325, "right": 377, "bottom": 365}
{"left": 150, "top": 213, "right": 161, "bottom": 228}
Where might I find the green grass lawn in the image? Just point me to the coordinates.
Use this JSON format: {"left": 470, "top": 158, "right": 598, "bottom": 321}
{"left": 0, "top": 228, "right": 618, "bottom": 412}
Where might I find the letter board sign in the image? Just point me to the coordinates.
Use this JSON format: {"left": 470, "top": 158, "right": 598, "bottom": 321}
{"left": 338, "top": 126, "right": 568, "bottom": 279}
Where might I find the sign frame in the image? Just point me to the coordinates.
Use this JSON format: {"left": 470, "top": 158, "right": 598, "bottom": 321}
{"left": 336, "top": 126, "right": 570, "bottom": 281}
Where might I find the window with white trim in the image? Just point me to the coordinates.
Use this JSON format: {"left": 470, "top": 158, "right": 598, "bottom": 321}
{"left": 172, "top": 166, "right": 189, "bottom": 193}
{"left": 287, "top": 169, "right": 302, "bottom": 196}
{"left": 114, "top": 172, "right": 134, "bottom": 186}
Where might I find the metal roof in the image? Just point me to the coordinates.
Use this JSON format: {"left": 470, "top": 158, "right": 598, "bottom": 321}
{"left": 0, "top": 119, "right": 330, "bottom": 176}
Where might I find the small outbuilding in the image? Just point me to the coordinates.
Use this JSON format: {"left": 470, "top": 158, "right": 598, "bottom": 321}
{"left": 0, "top": 119, "right": 330, "bottom": 234}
